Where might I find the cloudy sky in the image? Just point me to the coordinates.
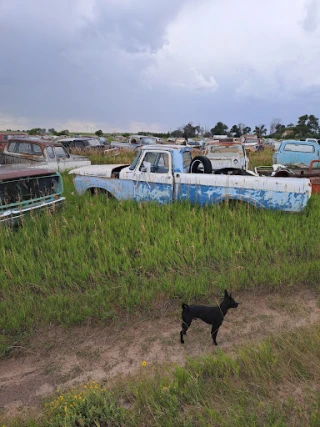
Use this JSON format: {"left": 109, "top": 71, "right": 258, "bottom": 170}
{"left": 1, "top": 0, "right": 320, "bottom": 133}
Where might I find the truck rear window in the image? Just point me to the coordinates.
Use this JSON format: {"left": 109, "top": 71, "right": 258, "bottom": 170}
{"left": 183, "top": 151, "right": 192, "bottom": 168}
{"left": 284, "top": 144, "right": 315, "bottom": 153}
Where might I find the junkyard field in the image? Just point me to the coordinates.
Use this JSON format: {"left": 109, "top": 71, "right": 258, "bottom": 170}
{"left": 0, "top": 149, "right": 320, "bottom": 425}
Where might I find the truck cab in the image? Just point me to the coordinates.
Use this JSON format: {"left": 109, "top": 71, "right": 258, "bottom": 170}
{"left": 273, "top": 140, "right": 320, "bottom": 168}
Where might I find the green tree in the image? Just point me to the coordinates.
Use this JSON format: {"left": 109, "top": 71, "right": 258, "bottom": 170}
{"left": 210, "top": 121, "right": 228, "bottom": 135}
{"left": 275, "top": 123, "right": 286, "bottom": 134}
{"left": 28, "top": 128, "right": 41, "bottom": 135}
{"left": 183, "top": 122, "right": 199, "bottom": 139}
{"left": 171, "top": 129, "right": 183, "bottom": 138}
{"left": 295, "top": 114, "right": 319, "bottom": 137}
{"left": 230, "top": 124, "right": 241, "bottom": 137}
{"left": 55, "top": 129, "right": 69, "bottom": 136}
{"left": 295, "top": 115, "right": 309, "bottom": 137}
{"left": 307, "top": 114, "right": 319, "bottom": 134}
{"left": 242, "top": 126, "right": 251, "bottom": 135}
{"left": 230, "top": 123, "right": 250, "bottom": 137}
{"left": 95, "top": 130, "right": 103, "bottom": 137}
{"left": 270, "top": 118, "right": 281, "bottom": 135}
{"left": 254, "top": 124, "right": 267, "bottom": 138}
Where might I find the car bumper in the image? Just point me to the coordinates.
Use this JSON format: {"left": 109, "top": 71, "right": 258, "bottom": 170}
{"left": 0, "top": 196, "right": 66, "bottom": 226}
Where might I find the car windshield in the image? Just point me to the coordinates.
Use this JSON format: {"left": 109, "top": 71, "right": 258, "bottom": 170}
{"left": 129, "top": 150, "right": 142, "bottom": 170}
{"left": 141, "top": 137, "right": 156, "bottom": 145}
{"left": 85, "top": 139, "right": 102, "bottom": 147}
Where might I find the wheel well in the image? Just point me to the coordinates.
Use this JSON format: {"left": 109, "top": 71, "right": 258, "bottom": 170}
{"left": 88, "top": 188, "right": 114, "bottom": 198}
{"left": 218, "top": 196, "right": 258, "bottom": 209}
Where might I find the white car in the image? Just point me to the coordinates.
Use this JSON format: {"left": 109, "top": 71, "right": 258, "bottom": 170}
{"left": 204, "top": 142, "right": 249, "bottom": 170}
{"left": 243, "top": 138, "right": 264, "bottom": 152}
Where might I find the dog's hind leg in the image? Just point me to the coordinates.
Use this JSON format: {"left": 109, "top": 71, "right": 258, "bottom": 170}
{"left": 211, "top": 326, "right": 219, "bottom": 346}
{"left": 180, "top": 319, "right": 192, "bottom": 344}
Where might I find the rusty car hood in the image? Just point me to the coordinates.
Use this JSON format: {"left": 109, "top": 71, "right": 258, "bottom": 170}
{"left": 0, "top": 166, "right": 59, "bottom": 180}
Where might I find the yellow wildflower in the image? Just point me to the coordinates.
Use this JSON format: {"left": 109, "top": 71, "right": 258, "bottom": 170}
{"left": 141, "top": 361, "right": 147, "bottom": 367}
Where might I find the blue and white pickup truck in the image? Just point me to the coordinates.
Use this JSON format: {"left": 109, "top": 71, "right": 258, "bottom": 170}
{"left": 69, "top": 145, "right": 311, "bottom": 212}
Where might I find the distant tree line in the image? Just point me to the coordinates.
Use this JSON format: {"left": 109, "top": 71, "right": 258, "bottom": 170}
{"left": 18, "top": 114, "right": 320, "bottom": 141}
{"left": 167, "top": 114, "right": 320, "bottom": 140}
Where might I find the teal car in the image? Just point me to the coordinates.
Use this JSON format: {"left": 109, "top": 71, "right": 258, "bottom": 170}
{"left": 0, "top": 167, "right": 65, "bottom": 226}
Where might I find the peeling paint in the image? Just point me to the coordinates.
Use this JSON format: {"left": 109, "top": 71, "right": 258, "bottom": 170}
{"left": 71, "top": 146, "right": 311, "bottom": 213}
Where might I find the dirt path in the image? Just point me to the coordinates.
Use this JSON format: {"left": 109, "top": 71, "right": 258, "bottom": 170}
{"left": 0, "top": 288, "right": 319, "bottom": 419}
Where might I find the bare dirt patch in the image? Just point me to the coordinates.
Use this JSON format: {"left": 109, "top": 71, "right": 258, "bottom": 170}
{"left": 0, "top": 288, "right": 319, "bottom": 420}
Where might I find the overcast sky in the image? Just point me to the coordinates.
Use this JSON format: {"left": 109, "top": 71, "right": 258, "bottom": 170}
{"left": 1, "top": 0, "right": 320, "bottom": 133}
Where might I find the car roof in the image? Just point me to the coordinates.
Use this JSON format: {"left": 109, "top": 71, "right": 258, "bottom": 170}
{"left": 8, "top": 138, "right": 66, "bottom": 148}
{"left": 57, "top": 137, "right": 91, "bottom": 142}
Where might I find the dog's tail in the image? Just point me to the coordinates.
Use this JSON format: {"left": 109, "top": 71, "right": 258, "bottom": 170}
{"left": 182, "top": 303, "right": 189, "bottom": 312}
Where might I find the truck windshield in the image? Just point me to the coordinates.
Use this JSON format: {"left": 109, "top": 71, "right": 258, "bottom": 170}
{"left": 129, "top": 150, "right": 142, "bottom": 170}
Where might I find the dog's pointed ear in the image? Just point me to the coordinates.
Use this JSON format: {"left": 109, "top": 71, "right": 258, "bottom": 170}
{"left": 224, "top": 289, "right": 229, "bottom": 297}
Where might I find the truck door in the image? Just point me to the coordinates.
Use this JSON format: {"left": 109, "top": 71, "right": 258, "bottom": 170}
{"left": 133, "top": 151, "right": 174, "bottom": 203}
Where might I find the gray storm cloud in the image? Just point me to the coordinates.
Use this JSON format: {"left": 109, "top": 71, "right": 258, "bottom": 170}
{"left": 302, "top": 0, "right": 320, "bottom": 32}
{"left": 0, "top": 0, "right": 320, "bottom": 132}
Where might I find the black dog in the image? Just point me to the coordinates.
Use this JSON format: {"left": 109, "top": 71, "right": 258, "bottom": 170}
{"left": 180, "top": 289, "right": 239, "bottom": 345}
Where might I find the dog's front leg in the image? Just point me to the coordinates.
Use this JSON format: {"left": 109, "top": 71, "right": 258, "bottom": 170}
{"left": 180, "top": 320, "right": 191, "bottom": 344}
{"left": 211, "top": 326, "right": 219, "bottom": 345}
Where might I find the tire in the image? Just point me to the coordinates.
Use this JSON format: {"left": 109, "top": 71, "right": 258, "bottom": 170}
{"left": 189, "top": 156, "right": 213, "bottom": 174}
{"left": 214, "top": 168, "right": 254, "bottom": 176}
{"left": 273, "top": 170, "right": 290, "bottom": 177}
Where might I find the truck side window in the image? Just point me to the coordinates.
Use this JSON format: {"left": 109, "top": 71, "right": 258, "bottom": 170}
{"left": 47, "top": 146, "right": 55, "bottom": 159}
{"left": 7, "top": 142, "right": 17, "bottom": 152}
{"left": 54, "top": 146, "right": 69, "bottom": 158}
{"left": 140, "top": 152, "right": 157, "bottom": 171}
{"left": 140, "top": 152, "right": 170, "bottom": 173}
{"left": 156, "top": 153, "right": 169, "bottom": 173}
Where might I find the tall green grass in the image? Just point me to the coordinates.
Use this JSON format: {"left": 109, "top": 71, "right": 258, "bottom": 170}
{"left": 0, "top": 150, "right": 319, "bottom": 353}
{"left": 4, "top": 324, "right": 320, "bottom": 426}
